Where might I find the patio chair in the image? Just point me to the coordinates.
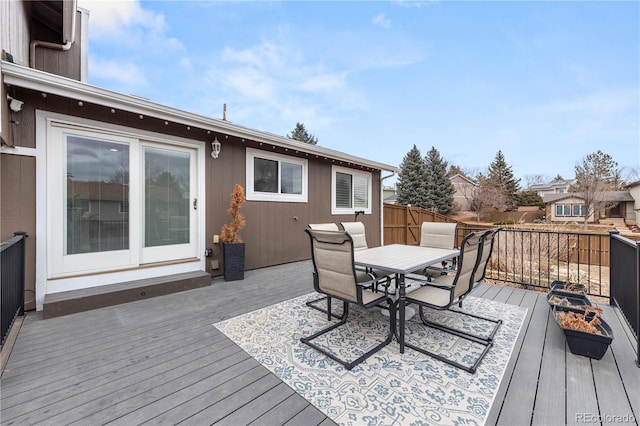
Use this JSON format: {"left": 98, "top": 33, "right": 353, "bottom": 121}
{"left": 306, "top": 223, "right": 344, "bottom": 320}
{"left": 301, "top": 229, "right": 396, "bottom": 370}
{"left": 471, "top": 228, "right": 500, "bottom": 288}
{"left": 404, "top": 231, "right": 502, "bottom": 373}
{"left": 418, "top": 222, "right": 458, "bottom": 277}
{"left": 340, "top": 221, "right": 395, "bottom": 284}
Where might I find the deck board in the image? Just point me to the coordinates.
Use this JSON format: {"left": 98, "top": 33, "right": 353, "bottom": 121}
{"left": 1, "top": 260, "right": 638, "bottom": 426}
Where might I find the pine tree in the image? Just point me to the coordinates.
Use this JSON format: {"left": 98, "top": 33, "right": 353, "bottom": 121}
{"left": 424, "top": 147, "right": 455, "bottom": 214}
{"left": 396, "top": 145, "right": 426, "bottom": 207}
{"left": 287, "top": 122, "right": 318, "bottom": 145}
{"left": 487, "top": 150, "right": 521, "bottom": 210}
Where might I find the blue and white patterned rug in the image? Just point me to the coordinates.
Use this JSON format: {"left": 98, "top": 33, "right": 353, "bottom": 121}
{"left": 214, "top": 293, "right": 526, "bottom": 425}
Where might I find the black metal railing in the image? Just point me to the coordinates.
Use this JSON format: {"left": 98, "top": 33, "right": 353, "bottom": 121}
{"left": 458, "top": 227, "right": 611, "bottom": 299}
{"left": 610, "top": 231, "right": 639, "bottom": 367}
{"left": 1, "top": 232, "right": 27, "bottom": 349}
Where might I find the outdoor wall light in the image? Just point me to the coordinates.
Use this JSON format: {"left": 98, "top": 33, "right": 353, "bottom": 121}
{"left": 7, "top": 95, "right": 24, "bottom": 112}
{"left": 211, "top": 136, "right": 221, "bottom": 159}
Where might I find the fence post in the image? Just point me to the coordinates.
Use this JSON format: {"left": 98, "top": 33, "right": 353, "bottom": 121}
{"left": 13, "top": 231, "right": 27, "bottom": 316}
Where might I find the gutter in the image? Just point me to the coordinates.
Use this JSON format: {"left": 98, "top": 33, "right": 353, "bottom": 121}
{"left": 29, "top": 0, "right": 78, "bottom": 68}
{"left": 380, "top": 171, "right": 396, "bottom": 245}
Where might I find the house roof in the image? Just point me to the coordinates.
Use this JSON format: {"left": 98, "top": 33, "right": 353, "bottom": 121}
{"left": 1, "top": 61, "right": 398, "bottom": 174}
{"left": 449, "top": 174, "right": 477, "bottom": 186}
{"left": 625, "top": 180, "right": 640, "bottom": 188}
{"left": 528, "top": 179, "right": 575, "bottom": 191}
{"left": 542, "top": 191, "right": 634, "bottom": 204}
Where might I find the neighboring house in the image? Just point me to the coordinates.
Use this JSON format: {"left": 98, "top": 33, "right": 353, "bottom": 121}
{"left": 529, "top": 179, "right": 576, "bottom": 197}
{"left": 625, "top": 180, "right": 640, "bottom": 225}
{"left": 0, "top": 1, "right": 397, "bottom": 311}
{"left": 543, "top": 191, "right": 635, "bottom": 224}
{"left": 449, "top": 174, "right": 477, "bottom": 212}
{"left": 383, "top": 184, "right": 397, "bottom": 204}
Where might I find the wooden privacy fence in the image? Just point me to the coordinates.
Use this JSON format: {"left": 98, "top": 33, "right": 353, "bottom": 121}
{"left": 383, "top": 203, "right": 457, "bottom": 245}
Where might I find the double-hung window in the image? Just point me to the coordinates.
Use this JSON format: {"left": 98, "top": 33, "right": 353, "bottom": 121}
{"left": 332, "top": 165, "right": 372, "bottom": 215}
{"left": 246, "top": 148, "right": 308, "bottom": 202}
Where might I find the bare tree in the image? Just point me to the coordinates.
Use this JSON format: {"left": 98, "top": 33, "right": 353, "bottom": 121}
{"left": 524, "top": 174, "right": 548, "bottom": 188}
{"left": 465, "top": 173, "right": 507, "bottom": 222}
{"left": 570, "top": 150, "right": 619, "bottom": 229}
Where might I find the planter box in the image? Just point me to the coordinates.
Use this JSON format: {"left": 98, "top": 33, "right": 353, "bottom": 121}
{"left": 553, "top": 307, "right": 613, "bottom": 360}
{"left": 547, "top": 291, "right": 592, "bottom": 313}
{"left": 223, "top": 243, "right": 245, "bottom": 281}
{"left": 550, "top": 280, "right": 587, "bottom": 297}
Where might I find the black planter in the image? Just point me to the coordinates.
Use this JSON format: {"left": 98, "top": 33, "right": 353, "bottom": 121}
{"left": 553, "top": 307, "right": 613, "bottom": 360}
{"left": 550, "top": 280, "right": 587, "bottom": 297}
{"left": 547, "top": 291, "right": 592, "bottom": 313}
{"left": 223, "top": 243, "right": 245, "bottom": 281}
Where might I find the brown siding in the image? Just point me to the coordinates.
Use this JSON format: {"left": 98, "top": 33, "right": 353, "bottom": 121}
{"left": 208, "top": 141, "right": 383, "bottom": 275}
{"left": 0, "top": 154, "right": 36, "bottom": 310}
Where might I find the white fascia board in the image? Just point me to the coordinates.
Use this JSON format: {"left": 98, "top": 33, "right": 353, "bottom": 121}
{"left": 1, "top": 61, "right": 398, "bottom": 173}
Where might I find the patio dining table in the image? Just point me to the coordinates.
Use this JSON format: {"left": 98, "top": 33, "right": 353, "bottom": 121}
{"left": 354, "top": 244, "right": 460, "bottom": 354}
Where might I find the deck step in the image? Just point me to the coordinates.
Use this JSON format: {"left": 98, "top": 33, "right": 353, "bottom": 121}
{"left": 42, "top": 271, "right": 212, "bottom": 319}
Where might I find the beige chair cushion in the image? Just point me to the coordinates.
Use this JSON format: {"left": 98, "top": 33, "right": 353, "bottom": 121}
{"left": 308, "top": 223, "right": 340, "bottom": 231}
{"left": 340, "top": 222, "right": 368, "bottom": 250}
{"left": 420, "top": 222, "right": 457, "bottom": 249}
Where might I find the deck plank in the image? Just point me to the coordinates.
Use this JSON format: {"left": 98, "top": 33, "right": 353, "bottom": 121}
{"left": 494, "top": 291, "right": 548, "bottom": 426}
{"left": 1, "top": 260, "right": 637, "bottom": 426}
{"left": 531, "top": 309, "right": 566, "bottom": 425}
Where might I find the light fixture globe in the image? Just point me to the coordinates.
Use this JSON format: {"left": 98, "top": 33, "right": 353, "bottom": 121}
{"left": 211, "top": 136, "right": 221, "bottom": 159}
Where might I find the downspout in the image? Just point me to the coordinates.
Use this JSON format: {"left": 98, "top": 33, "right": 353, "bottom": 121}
{"left": 380, "top": 171, "right": 396, "bottom": 245}
{"left": 29, "top": 0, "right": 77, "bottom": 68}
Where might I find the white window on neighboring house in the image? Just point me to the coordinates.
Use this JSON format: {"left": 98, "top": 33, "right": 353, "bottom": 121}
{"left": 332, "top": 165, "right": 372, "bottom": 215}
{"left": 246, "top": 147, "right": 308, "bottom": 202}
{"left": 572, "top": 204, "right": 586, "bottom": 217}
{"left": 556, "top": 204, "right": 571, "bottom": 217}
{"left": 47, "top": 120, "right": 200, "bottom": 278}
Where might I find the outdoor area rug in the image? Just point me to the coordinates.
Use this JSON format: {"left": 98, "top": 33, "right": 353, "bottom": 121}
{"left": 214, "top": 293, "right": 527, "bottom": 425}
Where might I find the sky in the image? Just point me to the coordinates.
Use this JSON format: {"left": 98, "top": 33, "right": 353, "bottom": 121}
{"left": 76, "top": 0, "right": 640, "bottom": 187}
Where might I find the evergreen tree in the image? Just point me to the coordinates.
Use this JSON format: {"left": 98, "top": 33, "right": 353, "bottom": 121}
{"left": 396, "top": 145, "right": 426, "bottom": 207}
{"left": 487, "top": 150, "right": 521, "bottom": 210}
{"left": 424, "top": 147, "right": 455, "bottom": 214}
{"left": 517, "top": 190, "right": 544, "bottom": 208}
{"left": 287, "top": 122, "right": 318, "bottom": 145}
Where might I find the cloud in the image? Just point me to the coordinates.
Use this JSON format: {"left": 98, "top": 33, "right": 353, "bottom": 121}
{"left": 87, "top": 56, "right": 146, "bottom": 86}
{"left": 372, "top": 13, "right": 391, "bottom": 29}
{"left": 78, "top": 0, "right": 184, "bottom": 52}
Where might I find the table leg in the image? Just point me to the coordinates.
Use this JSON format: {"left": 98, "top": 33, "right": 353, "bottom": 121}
{"left": 398, "top": 273, "right": 405, "bottom": 353}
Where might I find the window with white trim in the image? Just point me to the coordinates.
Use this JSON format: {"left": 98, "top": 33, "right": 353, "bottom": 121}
{"left": 246, "top": 148, "right": 308, "bottom": 202}
{"left": 572, "top": 204, "right": 586, "bottom": 217}
{"left": 556, "top": 204, "right": 571, "bottom": 217}
{"left": 332, "top": 165, "right": 372, "bottom": 215}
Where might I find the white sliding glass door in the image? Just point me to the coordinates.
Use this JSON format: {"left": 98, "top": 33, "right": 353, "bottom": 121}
{"left": 48, "top": 122, "right": 198, "bottom": 278}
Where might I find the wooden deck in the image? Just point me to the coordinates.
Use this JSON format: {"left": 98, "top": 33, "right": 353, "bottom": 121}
{"left": 1, "top": 261, "right": 638, "bottom": 425}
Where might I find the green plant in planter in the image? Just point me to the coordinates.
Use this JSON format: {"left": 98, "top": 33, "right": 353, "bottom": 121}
{"left": 221, "top": 184, "right": 246, "bottom": 280}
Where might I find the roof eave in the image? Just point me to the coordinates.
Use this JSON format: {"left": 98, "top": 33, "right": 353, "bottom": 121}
{"left": 2, "top": 61, "right": 398, "bottom": 173}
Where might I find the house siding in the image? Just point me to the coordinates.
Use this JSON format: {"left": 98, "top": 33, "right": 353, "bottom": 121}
{"left": 2, "top": 85, "right": 385, "bottom": 305}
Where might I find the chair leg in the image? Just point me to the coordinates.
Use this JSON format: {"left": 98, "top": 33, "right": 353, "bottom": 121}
{"left": 300, "top": 300, "right": 395, "bottom": 370}
{"left": 403, "top": 305, "right": 502, "bottom": 374}
{"left": 305, "top": 295, "right": 345, "bottom": 320}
